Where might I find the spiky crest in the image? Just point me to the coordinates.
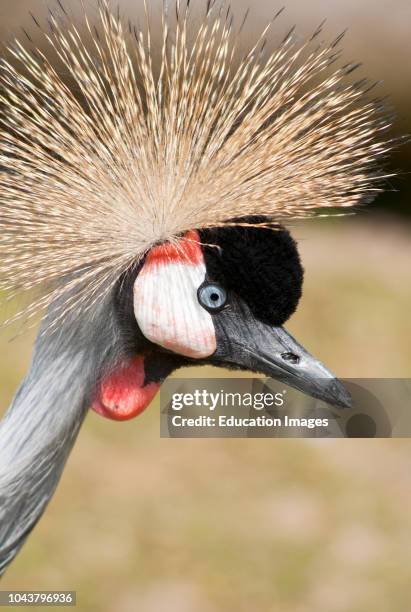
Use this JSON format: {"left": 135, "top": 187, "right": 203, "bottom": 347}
{"left": 0, "top": 0, "right": 393, "bottom": 326}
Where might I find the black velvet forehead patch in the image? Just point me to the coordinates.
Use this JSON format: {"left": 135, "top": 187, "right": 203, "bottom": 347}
{"left": 199, "top": 218, "right": 304, "bottom": 326}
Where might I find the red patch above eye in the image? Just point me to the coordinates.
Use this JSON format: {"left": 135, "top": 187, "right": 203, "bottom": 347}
{"left": 91, "top": 356, "right": 160, "bottom": 421}
{"left": 142, "top": 229, "right": 203, "bottom": 269}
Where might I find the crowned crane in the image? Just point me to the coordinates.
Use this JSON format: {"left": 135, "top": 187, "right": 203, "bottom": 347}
{"left": 0, "top": 0, "right": 392, "bottom": 575}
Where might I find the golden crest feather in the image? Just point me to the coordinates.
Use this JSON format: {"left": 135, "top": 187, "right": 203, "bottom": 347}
{"left": 0, "top": 0, "right": 393, "bottom": 325}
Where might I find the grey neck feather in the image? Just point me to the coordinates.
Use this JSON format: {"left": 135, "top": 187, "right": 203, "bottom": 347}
{"left": 0, "top": 295, "right": 122, "bottom": 576}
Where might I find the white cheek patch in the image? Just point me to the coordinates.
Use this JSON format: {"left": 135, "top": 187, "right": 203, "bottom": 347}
{"left": 133, "top": 232, "right": 217, "bottom": 359}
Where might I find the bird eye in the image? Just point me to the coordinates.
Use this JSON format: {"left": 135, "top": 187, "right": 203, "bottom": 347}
{"left": 197, "top": 282, "right": 227, "bottom": 312}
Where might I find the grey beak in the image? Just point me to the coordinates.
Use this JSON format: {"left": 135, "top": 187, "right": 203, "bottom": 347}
{"left": 213, "top": 302, "right": 352, "bottom": 409}
{"left": 240, "top": 326, "right": 352, "bottom": 409}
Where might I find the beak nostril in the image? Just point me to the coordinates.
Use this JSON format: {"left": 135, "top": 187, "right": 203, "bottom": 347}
{"left": 281, "top": 352, "right": 300, "bottom": 364}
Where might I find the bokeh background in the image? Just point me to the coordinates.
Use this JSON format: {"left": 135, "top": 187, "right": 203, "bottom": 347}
{"left": 0, "top": 1, "right": 411, "bottom": 610}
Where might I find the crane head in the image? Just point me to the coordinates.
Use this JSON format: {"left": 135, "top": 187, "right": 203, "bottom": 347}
{"left": 0, "top": 0, "right": 391, "bottom": 426}
{"left": 92, "top": 221, "right": 351, "bottom": 421}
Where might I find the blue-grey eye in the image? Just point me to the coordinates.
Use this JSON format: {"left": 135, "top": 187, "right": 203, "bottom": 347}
{"left": 197, "top": 282, "right": 227, "bottom": 312}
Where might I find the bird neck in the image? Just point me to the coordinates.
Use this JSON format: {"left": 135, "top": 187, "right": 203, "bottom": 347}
{"left": 0, "top": 297, "right": 119, "bottom": 575}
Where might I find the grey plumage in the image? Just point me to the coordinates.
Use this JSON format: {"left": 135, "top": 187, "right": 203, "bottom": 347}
{"left": 0, "top": 293, "right": 122, "bottom": 574}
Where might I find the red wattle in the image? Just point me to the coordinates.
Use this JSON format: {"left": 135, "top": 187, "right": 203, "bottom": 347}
{"left": 91, "top": 356, "right": 160, "bottom": 421}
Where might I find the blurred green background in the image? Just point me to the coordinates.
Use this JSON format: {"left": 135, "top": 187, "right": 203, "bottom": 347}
{"left": 1, "top": 1, "right": 411, "bottom": 611}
